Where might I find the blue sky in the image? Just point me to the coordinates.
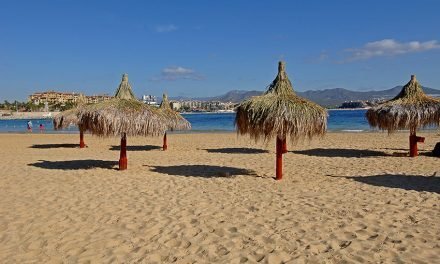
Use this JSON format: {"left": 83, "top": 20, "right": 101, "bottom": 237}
{"left": 1, "top": 0, "right": 439, "bottom": 101}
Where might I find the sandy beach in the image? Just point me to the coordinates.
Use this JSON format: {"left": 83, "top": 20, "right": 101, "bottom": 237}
{"left": 0, "top": 132, "right": 439, "bottom": 263}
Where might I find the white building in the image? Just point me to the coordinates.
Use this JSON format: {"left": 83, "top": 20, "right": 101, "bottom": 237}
{"left": 142, "top": 95, "right": 158, "bottom": 106}
{"left": 170, "top": 101, "right": 181, "bottom": 111}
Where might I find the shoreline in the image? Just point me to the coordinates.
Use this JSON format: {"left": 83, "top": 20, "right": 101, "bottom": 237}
{"left": 1, "top": 130, "right": 438, "bottom": 135}
{"left": 327, "top": 107, "right": 369, "bottom": 111}
{"left": 0, "top": 111, "right": 58, "bottom": 120}
{"left": 0, "top": 108, "right": 370, "bottom": 120}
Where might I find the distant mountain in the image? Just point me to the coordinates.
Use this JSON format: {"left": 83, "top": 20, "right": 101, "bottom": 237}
{"left": 170, "top": 86, "right": 440, "bottom": 107}
{"left": 297, "top": 86, "right": 440, "bottom": 107}
{"left": 169, "top": 90, "right": 262, "bottom": 103}
{"left": 210, "top": 90, "right": 263, "bottom": 103}
{"left": 170, "top": 90, "right": 262, "bottom": 103}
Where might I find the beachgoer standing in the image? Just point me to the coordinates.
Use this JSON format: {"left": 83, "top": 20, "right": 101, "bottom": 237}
{"left": 39, "top": 123, "right": 45, "bottom": 133}
{"left": 27, "top": 120, "right": 33, "bottom": 132}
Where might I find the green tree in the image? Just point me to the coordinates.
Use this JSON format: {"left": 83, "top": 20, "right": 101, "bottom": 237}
{"left": 3, "top": 100, "right": 11, "bottom": 110}
{"left": 60, "top": 102, "right": 75, "bottom": 111}
{"left": 25, "top": 101, "right": 42, "bottom": 112}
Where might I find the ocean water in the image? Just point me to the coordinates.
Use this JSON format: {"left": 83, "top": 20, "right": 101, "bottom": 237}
{"left": 183, "top": 110, "right": 373, "bottom": 132}
{"left": 0, "top": 109, "right": 375, "bottom": 133}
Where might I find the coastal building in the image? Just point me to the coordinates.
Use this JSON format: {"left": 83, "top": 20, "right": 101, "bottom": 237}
{"left": 28, "top": 91, "right": 112, "bottom": 105}
{"left": 170, "top": 101, "right": 181, "bottom": 111}
{"left": 29, "top": 91, "right": 83, "bottom": 105}
{"left": 180, "top": 100, "right": 203, "bottom": 110}
{"left": 200, "top": 101, "right": 236, "bottom": 111}
{"left": 170, "top": 100, "right": 236, "bottom": 112}
{"left": 85, "top": 94, "right": 113, "bottom": 104}
{"left": 142, "top": 95, "right": 158, "bottom": 106}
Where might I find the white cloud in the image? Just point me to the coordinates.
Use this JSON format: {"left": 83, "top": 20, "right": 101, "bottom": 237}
{"left": 155, "top": 24, "right": 178, "bottom": 33}
{"left": 150, "top": 66, "right": 204, "bottom": 81}
{"left": 345, "top": 39, "right": 440, "bottom": 61}
{"left": 163, "top": 67, "right": 194, "bottom": 75}
{"left": 305, "top": 51, "right": 329, "bottom": 64}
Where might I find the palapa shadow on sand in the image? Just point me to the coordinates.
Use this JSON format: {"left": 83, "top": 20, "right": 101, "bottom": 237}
{"left": 149, "top": 165, "right": 259, "bottom": 178}
{"left": 109, "top": 145, "right": 161, "bottom": 151}
{"left": 381, "top": 147, "right": 409, "bottom": 151}
{"left": 204, "top": 147, "right": 269, "bottom": 154}
{"left": 28, "top": 159, "right": 118, "bottom": 170}
{"left": 334, "top": 174, "right": 440, "bottom": 194}
{"left": 30, "top": 143, "right": 80, "bottom": 149}
{"left": 381, "top": 148, "right": 433, "bottom": 157}
{"left": 291, "top": 148, "right": 390, "bottom": 158}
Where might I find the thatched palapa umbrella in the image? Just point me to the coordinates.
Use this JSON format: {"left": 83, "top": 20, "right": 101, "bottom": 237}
{"left": 53, "top": 94, "right": 88, "bottom": 148}
{"left": 78, "top": 74, "right": 167, "bottom": 170}
{"left": 235, "top": 61, "right": 327, "bottom": 180}
{"left": 366, "top": 75, "right": 440, "bottom": 157}
{"left": 159, "top": 93, "right": 191, "bottom": 150}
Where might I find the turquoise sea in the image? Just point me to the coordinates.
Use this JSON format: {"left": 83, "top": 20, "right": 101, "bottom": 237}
{"left": 0, "top": 109, "right": 376, "bottom": 133}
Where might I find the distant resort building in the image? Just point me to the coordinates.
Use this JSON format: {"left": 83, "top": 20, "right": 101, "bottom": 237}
{"left": 142, "top": 95, "right": 158, "bottom": 106}
{"left": 85, "top": 94, "right": 113, "bottom": 104}
{"left": 29, "top": 91, "right": 82, "bottom": 105}
{"left": 28, "top": 90, "right": 237, "bottom": 112}
{"left": 180, "top": 100, "right": 203, "bottom": 110}
{"left": 170, "top": 100, "right": 236, "bottom": 112}
{"left": 28, "top": 91, "right": 112, "bottom": 105}
{"left": 170, "top": 101, "right": 181, "bottom": 111}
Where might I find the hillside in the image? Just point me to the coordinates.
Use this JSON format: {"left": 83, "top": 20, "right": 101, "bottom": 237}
{"left": 171, "top": 86, "right": 440, "bottom": 107}
{"left": 210, "top": 90, "right": 264, "bottom": 103}
{"left": 297, "top": 86, "right": 440, "bottom": 107}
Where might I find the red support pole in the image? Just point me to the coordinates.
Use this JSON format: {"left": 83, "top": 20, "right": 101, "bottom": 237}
{"left": 119, "top": 133, "right": 128, "bottom": 170}
{"left": 409, "top": 132, "right": 425, "bottom": 157}
{"left": 163, "top": 132, "right": 168, "bottom": 151}
{"left": 409, "top": 134, "right": 417, "bottom": 157}
{"left": 79, "top": 130, "right": 86, "bottom": 148}
{"left": 276, "top": 136, "right": 283, "bottom": 180}
{"left": 282, "top": 138, "right": 287, "bottom": 154}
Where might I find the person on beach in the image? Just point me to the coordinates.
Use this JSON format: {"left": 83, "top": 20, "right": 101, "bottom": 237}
{"left": 27, "top": 120, "right": 33, "bottom": 132}
{"left": 39, "top": 123, "right": 45, "bottom": 133}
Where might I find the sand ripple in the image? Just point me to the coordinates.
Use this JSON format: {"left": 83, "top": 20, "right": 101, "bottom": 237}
{"left": 0, "top": 132, "right": 439, "bottom": 263}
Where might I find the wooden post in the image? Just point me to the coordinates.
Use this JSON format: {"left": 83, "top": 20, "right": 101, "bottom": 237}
{"left": 79, "top": 130, "right": 86, "bottom": 148}
{"left": 409, "top": 132, "right": 425, "bottom": 157}
{"left": 409, "top": 134, "right": 417, "bottom": 157}
{"left": 119, "top": 133, "right": 128, "bottom": 170}
{"left": 163, "top": 132, "right": 168, "bottom": 151}
{"left": 282, "top": 138, "right": 287, "bottom": 154}
{"left": 276, "top": 136, "right": 283, "bottom": 180}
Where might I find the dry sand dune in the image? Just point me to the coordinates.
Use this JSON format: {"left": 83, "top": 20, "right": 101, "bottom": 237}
{"left": 0, "top": 132, "right": 439, "bottom": 263}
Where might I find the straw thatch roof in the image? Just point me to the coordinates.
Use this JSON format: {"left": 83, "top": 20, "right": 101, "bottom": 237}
{"left": 78, "top": 74, "right": 168, "bottom": 137}
{"left": 235, "top": 61, "right": 327, "bottom": 142}
{"left": 366, "top": 75, "right": 440, "bottom": 133}
{"left": 53, "top": 94, "right": 88, "bottom": 130}
{"left": 53, "top": 108, "right": 80, "bottom": 130}
{"left": 159, "top": 93, "right": 191, "bottom": 131}
{"left": 115, "top": 74, "right": 136, "bottom": 100}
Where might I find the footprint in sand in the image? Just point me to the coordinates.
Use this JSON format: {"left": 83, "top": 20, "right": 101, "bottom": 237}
{"left": 215, "top": 244, "right": 230, "bottom": 256}
{"left": 355, "top": 229, "right": 371, "bottom": 240}
{"left": 339, "top": 240, "right": 352, "bottom": 249}
{"left": 228, "top": 227, "right": 238, "bottom": 233}
{"left": 368, "top": 233, "right": 379, "bottom": 240}
{"left": 213, "top": 228, "right": 225, "bottom": 237}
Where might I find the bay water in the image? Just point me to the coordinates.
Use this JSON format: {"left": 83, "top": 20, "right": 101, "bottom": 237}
{"left": 0, "top": 109, "right": 375, "bottom": 133}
